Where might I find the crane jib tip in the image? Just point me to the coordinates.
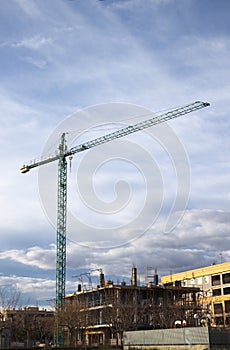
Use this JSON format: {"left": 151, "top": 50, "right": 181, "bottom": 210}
{"left": 20, "top": 165, "right": 30, "bottom": 174}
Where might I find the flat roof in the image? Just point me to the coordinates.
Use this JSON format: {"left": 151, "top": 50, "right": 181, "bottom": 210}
{"left": 161, "top": 261, "right": 230, "bottom": 284}
{"left": 65, "top": 283, "right": 199, "bottom": 299}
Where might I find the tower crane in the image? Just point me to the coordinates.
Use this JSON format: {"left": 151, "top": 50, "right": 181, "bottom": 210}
{"left": 20, "top": 100, "right": 209, "bottom": 345}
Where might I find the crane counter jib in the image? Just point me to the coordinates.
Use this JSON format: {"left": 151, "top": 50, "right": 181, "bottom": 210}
{"left": 20, "top": 100, "right": 210, "bottom": 174}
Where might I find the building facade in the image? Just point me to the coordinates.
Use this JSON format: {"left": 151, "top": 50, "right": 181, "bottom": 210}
{"left": 161, "top": 261, "right": 230, "bottom": 327}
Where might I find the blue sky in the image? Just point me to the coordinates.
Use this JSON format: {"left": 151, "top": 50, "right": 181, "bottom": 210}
{"left": 0, "top": 0, "right": 229, "bottom": 307}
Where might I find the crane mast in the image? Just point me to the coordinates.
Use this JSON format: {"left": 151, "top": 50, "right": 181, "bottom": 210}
{"left": 57, "top": 134, "right": 67, "bottom": 306}
{"left": 55, "top": 134, "right": 67, "bottom": 345}
{"left": 20, "top": 100, "right": 209, "bottom": 345}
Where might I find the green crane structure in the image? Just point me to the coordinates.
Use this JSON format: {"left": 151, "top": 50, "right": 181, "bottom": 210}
{"left": 20, "top": 100, "right": 209, "bottom": 345}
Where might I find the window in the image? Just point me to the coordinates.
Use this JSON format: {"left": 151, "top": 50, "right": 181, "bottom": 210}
{"left": 223, "top": 287, "right": 230, "bottom": 295}
{"left": 225, "top": 300, "right": 230, "bottom": 313}
{"left": 212, "top": 275, "right": 221, "bottom": 286}
{"left": 215, "top": 316, "right": 224, "bottom": 326}
{"left": 223, "top": 273, "right": 230, "bottom": 284}
{"left": 213, "top": 289, "right": 221, "bottom": 296}
{"left": 175, "top": 280, "right": 181, "bottom": 287}
{"left": 214, "top": 303, "right": 223, "bottom": 314}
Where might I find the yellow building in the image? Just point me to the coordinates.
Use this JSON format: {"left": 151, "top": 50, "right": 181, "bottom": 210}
{"left": 161, "top": 261, "right": 230, "bottom": 327}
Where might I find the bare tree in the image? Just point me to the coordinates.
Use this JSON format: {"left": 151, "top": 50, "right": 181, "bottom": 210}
{"left": 102, "top": 287, "right": 145, "bottom": 346}
{"left": 0, "top": 285, "right": 21, "bottom": 315}
{"left": 60, "top": 297, "right": 85, "bottom": 347}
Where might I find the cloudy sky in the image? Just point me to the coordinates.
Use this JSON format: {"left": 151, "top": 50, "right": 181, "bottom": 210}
{"left": 0, "top": 0, "right": 229, "bottom": 307}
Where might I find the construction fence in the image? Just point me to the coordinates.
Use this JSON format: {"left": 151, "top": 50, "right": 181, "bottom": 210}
{"left": 123, "top": 326, "right": 230, "bottom": 350}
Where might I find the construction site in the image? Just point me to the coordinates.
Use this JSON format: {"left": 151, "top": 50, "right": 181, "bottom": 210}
{"left": 2, "top": 263, "right": 230, "bottom": 349}
{"left": 2, "top": 0, "right": 229, "bottom": 347}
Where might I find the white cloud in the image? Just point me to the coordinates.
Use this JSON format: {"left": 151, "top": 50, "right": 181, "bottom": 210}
{"left": 0, "top": 274, "right": 55, "bottom": 308}
{"left": 64, "top": 208, "right": 230, "bottom": 281}
{"left": 24, "top": 56, "right": 48, "bottom": 69}
{"left": 0, "top": 207, "right": 229, "bottom": 303}
{"left": 13, "top": 0, "right": 41, "bottom": 18}
{"left": 11, "top": 35, "right": 53, "bottom": 50}
{"left": 0, "top": 245, "right": 56, "bottom": 270}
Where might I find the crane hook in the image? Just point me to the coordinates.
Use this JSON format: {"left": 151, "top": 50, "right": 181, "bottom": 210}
{"left": 69, "top": 156, "right": 73, "bottom": 172}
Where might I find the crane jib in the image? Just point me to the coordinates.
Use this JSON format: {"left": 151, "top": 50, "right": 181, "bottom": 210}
{"left": 66, "top": 100, "right": 210, "bottom": 157}
{"left": 20, "top": 101, "right": 209, "bottom": 173}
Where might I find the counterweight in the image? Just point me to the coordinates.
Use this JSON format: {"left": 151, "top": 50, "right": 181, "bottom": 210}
{"left": 20, "top": 100, "right": 209, "bottom": 345}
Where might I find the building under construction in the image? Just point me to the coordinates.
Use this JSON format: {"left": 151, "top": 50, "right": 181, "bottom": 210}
{"left": 64, "top": 266, "right": 206, "bottom": 347}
